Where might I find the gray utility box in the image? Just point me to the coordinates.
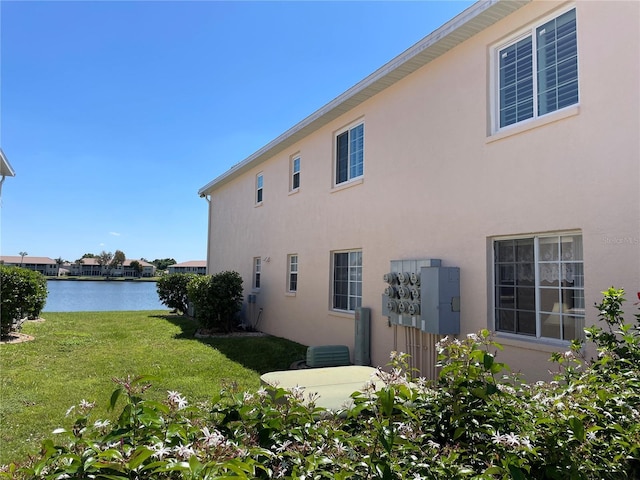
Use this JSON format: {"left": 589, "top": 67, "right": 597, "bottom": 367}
{"left": 381, "top": 259, "right": 460, "bottom": 335}
{"left": 354, "top": 307, "right": 371, "bottom": 366}
{"left": 419, "top": 266, "right": 460, "bottom": 335}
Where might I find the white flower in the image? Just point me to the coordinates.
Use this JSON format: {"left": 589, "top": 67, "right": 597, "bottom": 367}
{"left": 503, "top": 432, "right": 520, "bottom": 446}
{"left": 173, "top": 443, "right": 195, "bottom": 459}
{"left": 167, "top": 390, "right": 188, "bottom": 410}
{"left": 93, "top": 419, "right": 110, "bottom": 429}
{"left": 333, "top": 438, "right": 347, "bottom": 456}
{"left": 151, "top": 443, "right": 172, "bottom": 460}
{"left": 201, "top": 426, "right": 225, "bottom": 447}
{"left": 243, "top": 391, "right": 254, "bottom": 403}
{"left": 65, "top": 405, "right": 76, "bottom": 417}
{"left": 256, "top": 386, "right": 269, "bottom": 399}
{"left": 79, "top": 399, "right": 95, "bottom": 409}
{"left": 491, "top": 432, "right": 503, "bottom": 445}
{"left": 275, "top": 440, "right": 293, "bottom": 453}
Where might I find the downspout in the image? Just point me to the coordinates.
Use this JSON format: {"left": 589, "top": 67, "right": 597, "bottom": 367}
{"left": 200, "top": 193, "right": 211, "bottom": 274}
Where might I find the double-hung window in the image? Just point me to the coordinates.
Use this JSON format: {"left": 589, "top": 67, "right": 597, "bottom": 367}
{"left": 291, "top": 156, "right": 300, "bottom": 191}
{"left": 332, "top": 250, "right": 362, "bottom": 312}
{"left": 493, "top": 233, "right": 584, "bottom": 341}
{"left": 253, "top": 257, "right": 261, "bottom": 290}
{"left": 256, "top": 173, "right": 264, "bottom": 204}
{"left": 335, "top": 122, "right": 364, "bottom": 185}
{"left": 496, "top": 8, "right": 578, "bottom": 130}
{"left": 287, "top": 254, "right": 298, "bottom": 292}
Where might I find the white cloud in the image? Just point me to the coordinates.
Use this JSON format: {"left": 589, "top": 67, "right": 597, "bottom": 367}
{"left": 109, "top": 232, "right": 121, "bottom": 237}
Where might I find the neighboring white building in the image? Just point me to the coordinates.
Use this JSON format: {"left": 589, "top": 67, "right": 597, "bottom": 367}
{"left": 167, "top": 261, "right": 207, "bottom": 275}
{"left": 198, "top": 0, "right": 640, "bottom": 381}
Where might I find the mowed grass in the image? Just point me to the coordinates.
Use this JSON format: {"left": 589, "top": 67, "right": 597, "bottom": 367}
{"left": 0, "top": 311, "right": 307, "bottom": 464}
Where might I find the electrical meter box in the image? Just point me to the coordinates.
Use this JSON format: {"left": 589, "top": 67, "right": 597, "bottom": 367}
{"left": 419, "top": 266, "right": 460, "bottom": 335}
{"left": 382, "top": 259, "right": 460, "bottom": 335}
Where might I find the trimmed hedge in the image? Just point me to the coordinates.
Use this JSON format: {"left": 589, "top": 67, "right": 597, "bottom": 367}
{"left": 0, "top": 265, "right": 47, "bottom": 338}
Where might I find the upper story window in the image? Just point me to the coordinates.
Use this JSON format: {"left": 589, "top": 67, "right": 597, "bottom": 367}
{"left": 291, "top": 156, "right": 300, "bottom": 191}
{"left": 253, "top": 257, "right": 261, "bottom": 289}
{"left": 332, "top": 250, "right": 362, "bottom": 312}
{"left": 256, "top": 173, "right": 264, "bottom": 204}
{"left": 335, "top": 122, "right": 364, "bottom": 185}
{"left": 493, "top": 233, "right": 584, "bottom": 342}
{"left": 495, "top": 8, "right": 578, "bottom": 130}
{"left": 287, "top": 254, "right": 298, "bottom": 292}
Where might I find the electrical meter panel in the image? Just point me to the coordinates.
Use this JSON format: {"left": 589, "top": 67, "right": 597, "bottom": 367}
{"left": 382, "top": 259, "right": 460, "bottom": 335}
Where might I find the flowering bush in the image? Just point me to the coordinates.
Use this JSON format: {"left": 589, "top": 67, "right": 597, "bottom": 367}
{"left": 2, "top": 288, "right": 639, "bottom": 479}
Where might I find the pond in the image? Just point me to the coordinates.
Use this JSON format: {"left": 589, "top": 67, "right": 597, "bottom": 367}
{"left": 43, "top": 280, "right": 167, "bottom": 312}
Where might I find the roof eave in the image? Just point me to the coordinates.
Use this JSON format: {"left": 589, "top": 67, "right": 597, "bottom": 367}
{"left": 0, "top": 148, "right": 16, "bottom": 177}
{"left": 198, "top": 0, "right": 530, "bottom": 196}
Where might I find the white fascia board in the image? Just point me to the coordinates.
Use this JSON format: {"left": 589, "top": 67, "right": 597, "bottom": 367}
{"left": 198, "top": 0, "right": 529, "bottom": 196}
{"left": 0, "top": 148, "right": 16, "bottom": 177}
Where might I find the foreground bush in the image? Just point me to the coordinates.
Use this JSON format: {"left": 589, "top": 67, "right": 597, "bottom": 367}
{"left": 156, "top": 273, "right": 196, "bottom": 314}
{"left": 0, "top": 265, "right": 47, "bottom": 338}
{"left": 187, "top": 271, "right": 243, "bottom": 331}
{"left": 3, "top": 289, "right": 639, "bottom": 479}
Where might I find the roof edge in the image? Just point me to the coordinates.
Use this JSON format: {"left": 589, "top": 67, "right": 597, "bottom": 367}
{"left": 0, "top": 148, "right": 16, "bottom": 177}
{"left": 198, "top": 0, "right": 530, "bottom": 196}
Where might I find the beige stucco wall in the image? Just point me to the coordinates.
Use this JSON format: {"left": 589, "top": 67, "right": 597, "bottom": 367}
{"left": 206, "top": 0, "right": 639, "bottom": 381}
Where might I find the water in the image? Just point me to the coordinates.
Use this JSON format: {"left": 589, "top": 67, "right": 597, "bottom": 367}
{"left": 43, "top": 280, "right": 167, "bottom": 312}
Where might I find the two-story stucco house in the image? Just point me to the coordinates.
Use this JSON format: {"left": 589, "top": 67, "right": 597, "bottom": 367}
{"left": 198, "top": 0, "right": 639, "bottom": 381}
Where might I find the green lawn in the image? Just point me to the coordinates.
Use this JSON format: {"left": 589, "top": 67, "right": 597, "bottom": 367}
{"left": 0, "top": 311, "right": 307, "bottom": 465}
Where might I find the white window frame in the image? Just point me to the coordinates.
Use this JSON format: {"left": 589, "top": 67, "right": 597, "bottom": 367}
{"left": 334, "top": 121, "right": 364, "bottom": 186}
{"left": 492, "top": 232, "right": 584, "bottom": 342}
{"left": 253, "top": 257, "right": 261, "bottom": 290}
{"left": 490, "top": 6, "right": 579, "bottom": 133}
{"left": 331, "top": 249, "right": 362, "bottom": 313}
{"left": 290, "top": 155, "right": 300, "bottom": 192}
{"left": 287, "top": 254, "right": 298, "bottom": 293}
{"left": 255, "top": 173, "right": 264, "bottom": 205}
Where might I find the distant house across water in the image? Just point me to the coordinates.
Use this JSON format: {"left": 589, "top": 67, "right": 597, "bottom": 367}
{"left": 0, "top": 256, "right": 156, "bottom": 278}
{"left": 1, "top": 256, "right": 59, "bottom": 276}
{"left": 167, "top": 261, "right": 207, "bottom": 275}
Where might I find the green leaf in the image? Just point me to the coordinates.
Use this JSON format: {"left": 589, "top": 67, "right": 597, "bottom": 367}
{"left": 483, "top": 352, "right": 494, "bottom": 370}
{"left": 508, "top": 465, "right": 526, "bottom": 480}
{"left": 453, "top": 427, "right": 465, "bottom": 440}
{"left": 127, "top": 446, "right": 154, "bottom": 469}
{"left": 569, "top": 416, "right": 585, "bottom": 442}
{"left": 109, "top": 388, "right": 122, "bottom": 411}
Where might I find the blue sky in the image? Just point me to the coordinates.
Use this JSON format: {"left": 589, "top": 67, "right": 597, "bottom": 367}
{"left": 1, "top": 1, "right": 472, "bottom": 264}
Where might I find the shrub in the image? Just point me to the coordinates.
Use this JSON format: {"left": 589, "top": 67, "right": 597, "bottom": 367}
{"left": 186, "top": 271, "right": 244, "bottom": 331}
{"left": 0, "top": 265, "right": 47, "bottom": 338}
{"left": 4, "top": 289, "right": 639, "bottom": 479}
{"left": 156, "top": 273, "right": 196, "bottom": 314}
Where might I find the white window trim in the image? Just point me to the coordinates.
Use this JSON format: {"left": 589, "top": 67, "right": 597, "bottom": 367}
{"left": 491, "top": 230, "right": 584, "bottom": 344}
{"left": 333, "top": 119, "right": 365, "bottom": 188}
{"left": 255, "top": 173, "right": 264, "bottom": 206}
{"left": 489, "top": 4, "right": 579, "bottom": 135}
{"left": 331, "top": 249, "right": 363, "bottom": 314}
{"left": 287, "top": 254, "right": 298, "bottom": 294}
{"left": 253, "top": 257, "right": 261, "bottom": 291}
{"left": 290, "top": 154, "right": 301, "bottom": 193}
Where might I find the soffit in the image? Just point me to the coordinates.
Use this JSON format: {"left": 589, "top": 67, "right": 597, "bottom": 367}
{"left": 198, "top": 0, "right": 530, "bottom": 195}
